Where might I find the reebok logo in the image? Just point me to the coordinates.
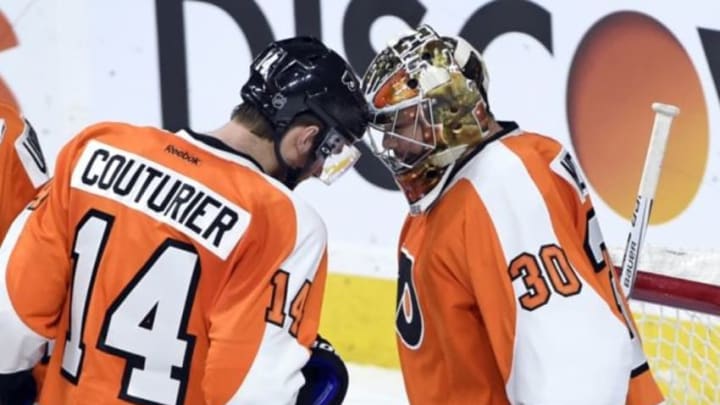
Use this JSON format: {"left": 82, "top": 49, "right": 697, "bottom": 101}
{"left": 165, "top": 144, "right": 200, "bottom": 165}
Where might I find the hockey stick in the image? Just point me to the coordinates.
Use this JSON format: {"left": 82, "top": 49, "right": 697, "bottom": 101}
{"left": 619, "top": 102, "right": 679, "bottom": 298}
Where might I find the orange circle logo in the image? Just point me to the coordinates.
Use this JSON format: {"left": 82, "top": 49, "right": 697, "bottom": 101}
{"left": 0, "top": 10, "right": 20, "bottom": 110}
{"left": 567, "top": 11, "right": 708, "bottom": 224}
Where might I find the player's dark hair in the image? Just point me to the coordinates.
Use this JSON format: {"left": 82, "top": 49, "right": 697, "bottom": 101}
{"left": 232, "top": 103, "right": 326, "bottom": 141}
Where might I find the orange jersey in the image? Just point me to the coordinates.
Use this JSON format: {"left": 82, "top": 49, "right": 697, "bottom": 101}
{"left": 0, "top": 103, "right": 49, "bottom": 242}
{"left": 0, "top": 103, "right": 49, "bottom": 398}
{"left": 3, "top": 123, "right": 328, "bottom": 404}
{"left": 395, "top": 123, "right": 664, "bottom": 404}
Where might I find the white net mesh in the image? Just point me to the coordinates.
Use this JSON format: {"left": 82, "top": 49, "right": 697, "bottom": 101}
{"left": 610, "top": 247, "right": 720, "bottom": 404}
{"left": 632, "top": 301, "right": 720, "bottom": 404}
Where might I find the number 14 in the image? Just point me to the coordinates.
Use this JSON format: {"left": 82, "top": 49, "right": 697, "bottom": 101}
{"left": 62, "top": 210, "right": 200, "bottom": 405}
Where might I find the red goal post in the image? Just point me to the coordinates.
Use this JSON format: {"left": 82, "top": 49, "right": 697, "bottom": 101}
{"left": 630, "top": 268, "right": 720, "bottom": 316}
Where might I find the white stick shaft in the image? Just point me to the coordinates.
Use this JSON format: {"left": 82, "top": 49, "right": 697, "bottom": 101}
{"left": 619, "top": 103, "right": 679, "bottom": 297}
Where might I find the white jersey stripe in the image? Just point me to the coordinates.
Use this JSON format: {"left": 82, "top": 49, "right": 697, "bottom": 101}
{"left": 228, "top": 198, "right": 327, "bottom": 404}
{"left": 0, "top": 207, "right": 49, "bottom": 372}
{"left": 14, "top": 120, "right": 49, "bottom": 188}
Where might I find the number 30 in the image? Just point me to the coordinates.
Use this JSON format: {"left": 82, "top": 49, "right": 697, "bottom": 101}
{"left": 507, "top": 244, "right": 582, "bottom": 311}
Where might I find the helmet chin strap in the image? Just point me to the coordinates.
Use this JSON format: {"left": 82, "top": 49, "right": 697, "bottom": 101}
{"left": 275, "top": 136, "right": 327, "bottom": 190}
{"left": 274, "top": 126, "right": 331, "bottom": 189}
{"left": 273, "top": 124, "right": 330, "bottom": 190}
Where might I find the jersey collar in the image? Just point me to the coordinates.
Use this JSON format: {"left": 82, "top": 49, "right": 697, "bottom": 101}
{"left": 421, "top": 120, "right": 520, "bottom": 214}
{"left": 177, "top": 128, "right": 266, "bottom": 173}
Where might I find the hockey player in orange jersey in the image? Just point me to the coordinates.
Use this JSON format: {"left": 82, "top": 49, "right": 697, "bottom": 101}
{"left": 361, "top": 25, "right": 665, "bottom": 405}
{"left": 0, "top": 102, "right": 50, "bottom": 403}
{"left": 0, "top": 37, "right": 366, "bottom": 405}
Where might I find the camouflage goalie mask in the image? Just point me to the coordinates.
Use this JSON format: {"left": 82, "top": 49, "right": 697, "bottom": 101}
{"left": 361, "top": 25, "right": 492, "bottom": 214}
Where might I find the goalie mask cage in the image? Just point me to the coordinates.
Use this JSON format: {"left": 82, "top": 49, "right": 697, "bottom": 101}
{"left": 616, "top": 248, "right": 720, "bottom": 405}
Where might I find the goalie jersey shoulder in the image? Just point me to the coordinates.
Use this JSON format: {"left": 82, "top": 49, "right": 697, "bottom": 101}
{"left": 449, "top": 130, "right": 586, "bottom": 204}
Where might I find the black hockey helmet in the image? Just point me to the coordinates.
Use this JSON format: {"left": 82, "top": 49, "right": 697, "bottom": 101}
{"left": 241, "top": 36, "right": 369, "bottom": 145}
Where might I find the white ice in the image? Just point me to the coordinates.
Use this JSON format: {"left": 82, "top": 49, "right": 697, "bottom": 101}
{"left": 345, "top": 363, "right": 409, "bottom": 404}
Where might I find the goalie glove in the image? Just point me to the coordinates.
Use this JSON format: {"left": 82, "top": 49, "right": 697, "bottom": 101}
{"left": 0, "top": 370, "right": 36, "bottom": 405}
{"left": 296, "top": 335, "right": 349, "bottom": 405}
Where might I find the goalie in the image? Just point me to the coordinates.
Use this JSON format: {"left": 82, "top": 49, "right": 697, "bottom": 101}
{"left": 361, "top": 24, "right": 665, "bottom": 404}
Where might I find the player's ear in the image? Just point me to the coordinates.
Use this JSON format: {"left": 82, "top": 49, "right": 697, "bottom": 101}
{"left": 295, "top": 125, "right": 320, "bottom": 155}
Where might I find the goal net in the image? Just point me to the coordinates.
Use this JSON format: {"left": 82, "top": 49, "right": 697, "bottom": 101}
{"left": 614, "top": 248, "right": 720, "bottom": 404}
